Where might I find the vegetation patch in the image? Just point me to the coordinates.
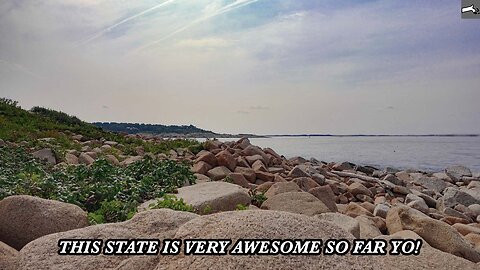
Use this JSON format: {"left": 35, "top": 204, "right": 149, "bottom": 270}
{"left": 0, "top": 98, "right": 203, "bottom": 155}
{"left": 148, "top": 194, "right": 195, "bottom": 212}
{"left": 0, "top": 146, "right": 195, "bottom": 224}
{"left": 249, "top": 189, "right": 267, "bottom": 207}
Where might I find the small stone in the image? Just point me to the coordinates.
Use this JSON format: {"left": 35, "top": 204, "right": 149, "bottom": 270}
{"left": 264, "top": 182, "right": 302, "bottom": 198}
{"left": 373, "top": 204, "right": 390, "bottom": 218}
{"left": 32, "top": 148, "right": 56, "bottom": 165}
{"left": 207, "top": 166, "right": 232, "bottom": 181}
{"left": 293, "top": 177, "right": 320, "bottom": 192}
{"left": 308, "top": 186, "right": 338, "bottom": 212}
{"left": 78, "top": 153, "right": 95, "bottom": 165}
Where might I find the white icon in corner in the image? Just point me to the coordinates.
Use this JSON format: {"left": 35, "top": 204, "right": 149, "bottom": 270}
{"left": 462, "top": 4, "right": 479, "bottom": 14}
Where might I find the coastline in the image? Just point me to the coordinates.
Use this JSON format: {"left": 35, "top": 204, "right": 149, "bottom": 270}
{"left": 1, "top": 135, "right": 480, "bottom": 268}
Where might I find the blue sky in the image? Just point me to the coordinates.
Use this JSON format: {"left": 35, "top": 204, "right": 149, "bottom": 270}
{"left": 0, "top": 0, "right": 479, "bottom": 134}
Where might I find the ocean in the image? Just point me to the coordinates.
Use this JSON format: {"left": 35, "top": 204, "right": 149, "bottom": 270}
{"left": 201, "top": 136, "right": 480, "bottom": 173}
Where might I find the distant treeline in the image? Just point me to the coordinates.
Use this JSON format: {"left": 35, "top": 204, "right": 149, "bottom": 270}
{"left": 93, "top": 122, "right": 216, "bottom": 135}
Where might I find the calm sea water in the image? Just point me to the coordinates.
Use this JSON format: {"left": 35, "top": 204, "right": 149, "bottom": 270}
{"left": 202, "top": 136, "right": 480, "bottom": 173}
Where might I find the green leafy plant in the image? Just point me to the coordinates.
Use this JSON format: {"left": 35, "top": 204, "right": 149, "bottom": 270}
{"left": 202, "top": 204, "right": 213, "bottom": 215}
{"left": 249, "top": 189, "right": 267, "bottom": 207}
{"left": 149, "top": 194, "right": 194, "bottom": 212}
{"left": 0, "top": 146, "right": 196, "bottom": 224}
{"left": 235, "top": 204, "right": 248, "bottom": 211}
{"left": 224, "top": 176, "right": 233, "bottom": 183}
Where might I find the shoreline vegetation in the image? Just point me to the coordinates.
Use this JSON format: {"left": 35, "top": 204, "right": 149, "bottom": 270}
{"left": 1, "top": 98, "right": 480, "bottom": 268}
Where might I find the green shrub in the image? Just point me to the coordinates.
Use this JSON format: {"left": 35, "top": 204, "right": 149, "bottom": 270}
{"left": 202, "top": 204, "right": 213, "bottom": 215}
{"left": 236, "top": 204, "right": 248, "bottom": 211}
{"left": 149, "top": 194, "right": 194, "bottom": 212}
{"left": 249, "top": 189, "right": 267, "bottom": 207}
{"left": 0, "top": 147, "right": 196, "bottom": 224}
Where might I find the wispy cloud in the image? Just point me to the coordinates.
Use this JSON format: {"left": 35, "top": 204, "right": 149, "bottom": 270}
{"left": 79, "top": 0, "right": 179, "bottom": 45}
{"left": 250, "top": 105, "right": 269, "bottom": 110}
{"left": 0, "top": 59, "right": 44, "bottom": 80}
{"left": 1, "top": 0, "right": 479, "bottom": 134}
{"left": 132, "top": 0, "right": 261, "bottom": 54}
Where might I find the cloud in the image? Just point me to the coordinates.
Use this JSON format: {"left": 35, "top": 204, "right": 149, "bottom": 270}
{"left": 132, "top": 0, "right": 261, "bottom": 53}
{"left": 0, "top": 0, "right": 479, "bottom": 135}
{"left": 0, "top": 59, "right": 44, "bottom": 80}
{"left": 80, "top": 0, "right": 179, "bottom": 45}
{"left": 176, "top": 37, "right": 232, "bottom": 48}
{"left": 249, "top": 105, "right": 269, "bottom": 110}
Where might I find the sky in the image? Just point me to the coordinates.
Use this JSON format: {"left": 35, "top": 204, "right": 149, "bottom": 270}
{"left": 1, "top": 0, "right": 479, "bottom": 135}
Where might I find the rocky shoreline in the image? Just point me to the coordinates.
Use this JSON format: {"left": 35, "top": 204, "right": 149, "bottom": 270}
{"left": 1, "top": 136, "right": 480, "bottom": 269}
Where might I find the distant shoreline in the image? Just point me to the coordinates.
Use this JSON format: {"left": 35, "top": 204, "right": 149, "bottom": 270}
{"left": 263, "top": 134, "right": 479, "bottom": 138}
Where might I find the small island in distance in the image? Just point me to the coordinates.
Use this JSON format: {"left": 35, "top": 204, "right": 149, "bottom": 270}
{"left": 94, "top": 122, "right": 478, "bottom": 138}
{"left": 93, "top": 122, "right": 264, "bottom": 138}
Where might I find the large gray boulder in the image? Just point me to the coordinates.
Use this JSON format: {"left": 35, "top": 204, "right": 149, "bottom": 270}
{"left": 0, "top": 241, "right": 17, "bottom": 270}
{"left": 17, "top": 209, "right": 198, "bottom": 270}
{"left": 446, "top": 165, "right": 472, "bottom": 182}
{"left": 261, "top": 192, "right": 331, "bottom": 216}
{"left": 0, "top": 195, "right": 89, "bottom": 250}
{"left": 140, "top": 182, "right": 250, "bottom": 214}
{"left": 438, "top": 187, "right": 480, "bottom": 209}
{"left": 411, "top": 175, "right": 448, "bottom": 193}
{"left": 153, "top": 210, "right": 375, "bottom": 270}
